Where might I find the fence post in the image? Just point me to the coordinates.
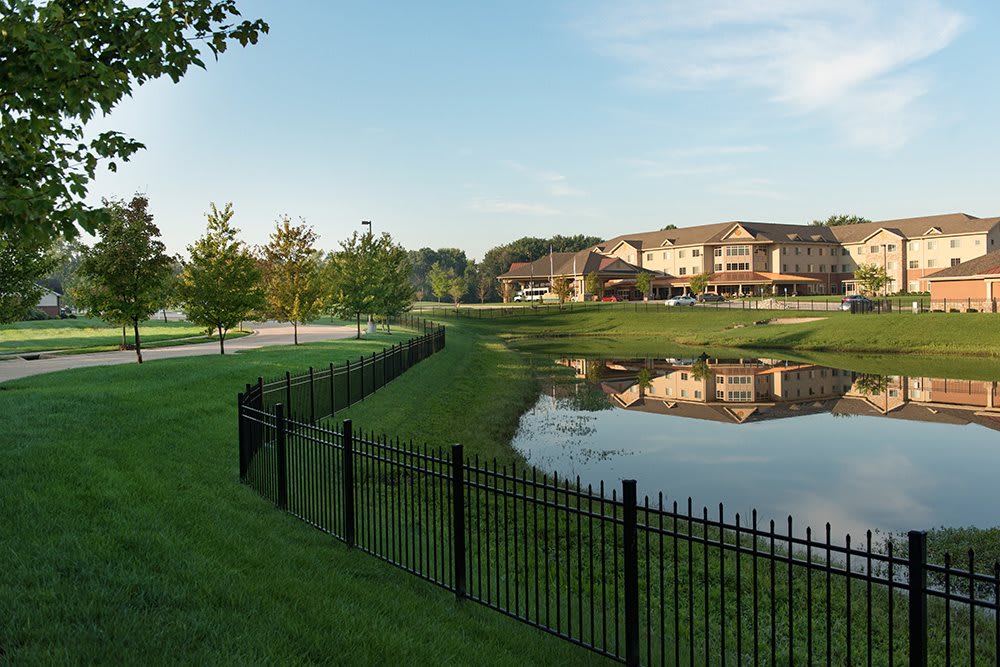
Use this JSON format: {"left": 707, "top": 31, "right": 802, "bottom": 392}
{"left": 285, "top": 371, "right": 292, "bottom": 419}
{"left": 309, "top": 366, "right": 315, "bottom": 423}
{"left": 622, "top": 479, "right": 640, "bottom": 667}
{"left": 451, "top": 443, "right": 466, "bottom": 600}
{"left": 276, "top": 403, "right": 288, "bottom": 511}
{"left": 329, "top": 362, "right": 335, "bottom": 416}
{"left": 345, "top": 359, "right": 352, "bottom": 407}
{"left": 359, "top": 355, "right": 366, "bottom": 398}
{"left": 342, "top": 419, "right": 355, "bottom": 547}
{"left": 237, "top": 392, "right": 248, "bottom": 481}
{"left": 908, "top": 530, "right": 928, "bottom": 667}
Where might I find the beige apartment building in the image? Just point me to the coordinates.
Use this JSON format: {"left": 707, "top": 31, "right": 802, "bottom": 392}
{"left": 499, "top": 213, "right": 1000, "bottom": 299}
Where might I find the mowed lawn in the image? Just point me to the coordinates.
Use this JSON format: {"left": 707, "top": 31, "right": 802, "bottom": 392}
{"left": 0, "top": 325, "right": 602, "bottom": 665}
{"left": 0, "top": 317, "right": 213, "bottom": 354}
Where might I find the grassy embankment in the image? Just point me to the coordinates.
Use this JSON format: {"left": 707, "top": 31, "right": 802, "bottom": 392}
{"left": 0, "top": 325, "right": 600, "bottom": 665}
{"left": 0, "top": 317, "right": 248, "bottom": 355}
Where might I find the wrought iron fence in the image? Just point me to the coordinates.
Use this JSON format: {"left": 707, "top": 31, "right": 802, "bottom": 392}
{"left": 237, "top": 393, "right": 999, "bottom": 665}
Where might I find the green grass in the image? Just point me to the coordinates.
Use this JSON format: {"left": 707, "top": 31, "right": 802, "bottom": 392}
{"left": 0, "top": 317, "right": 220, "bottom": 354}
{"left": 0, "top": 325, "right": 602, "bottom": 665}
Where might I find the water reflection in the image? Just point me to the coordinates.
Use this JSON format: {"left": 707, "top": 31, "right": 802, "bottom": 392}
{"left": 513, "top": 355, "right": 1000, "bottom": 537}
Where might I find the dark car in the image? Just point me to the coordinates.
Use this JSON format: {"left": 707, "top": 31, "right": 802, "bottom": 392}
{"left": 840, "top": 295, "right": 874, "bottom": 312}
{"left": 697, "top": 292, "right": 725, "bottom": 303}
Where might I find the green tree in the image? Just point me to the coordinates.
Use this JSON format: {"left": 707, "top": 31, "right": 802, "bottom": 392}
{"left": 428, "top": 262, "right": 454, "bottom": 303}
{"left": 585, "top": 271, "right": 601, "bottom": 299}
{"left": 689, "top": 272, "right": 711, "bottom": 295}
{"left": 660, "top": 224, "right": 678, "bottom": 231}
{"left": 177, "top": 203, "right": 262, "bottom": 354}
{"left": 476, "top": 273, "right": 493, "bottom": 303}
{"left": 635, "top": 272, "right": 652, "bottom": 299}
{"left": 551, "top": 276, "right": 572, "bottom": 307}
{"left": 41, "top": 237, "right": 87, "bottom": 306}
{"left": 854, "top": 264, "right": 891, "bottom": 296}
{"left": 447, "top": 273, "right": 467, "bottom": 306}
{"left": 480, "top": 234, "right": 602, "bottom": 302}
{"left": 811, "top": 214, "right": 871, "bottom": 227}
{"left": 0, "top": 1, "right": 268, "bottom": 243}
{"left": 0, "top": 233, "right": 57, "bottom": 323}
{"left": 326, "top": 233, "right": 375, "bottom": 339}
{"left": 368, "top": 234, "right": 413, "bottom": 332}
{"left": 260, "top": 216, "right": 324, "bottom": 345}
{"left": 75, "top": 195, "right": 174, "bottom": 363}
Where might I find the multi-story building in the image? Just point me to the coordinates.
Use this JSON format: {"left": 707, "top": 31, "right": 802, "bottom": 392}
{"left": 498, "top": 213, "right": 1000, "bottom": 300}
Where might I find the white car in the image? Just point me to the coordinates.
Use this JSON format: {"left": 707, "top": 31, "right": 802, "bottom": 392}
{"left": 665, "top": 295, "right": 697, "bottom": 306}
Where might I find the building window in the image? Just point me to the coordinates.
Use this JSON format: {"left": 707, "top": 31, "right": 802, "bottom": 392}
{"left": 951, "top": 258, "right": 961, "bottom": 267}
{"left": 820, "top": 264, "right": 826, "bottom": 272}
{"left": 926, "top": 259, "right": 936, "bottom": 268}
{"left": 679, "top": 250, "right": 687, "bottom": 258}
{"left": 714, "top": 247, "right": 723, "bottom": 257}
{"left": 842, "top": 248, "right": 850, "bottom": 256}
{"left": 782, "top": 264, "right": 788, "bottom": 272}
{"left": 679, "top": 267, "right": 687, "bottom": 275}
{"left": 909, "top": 281, "right": 919, "bottom": 291}
{"left": 795, "top": 264, "right": 800, "bottom": 272}
{"left": 646, "top": 253, "right": 653, "bottom": 261}
{"left": 857, "top": 246, "right": 865, "bottom": 254}
{"left": 714, "top": 263, "right": 722, "bottom": 272}
{"left": 927, "top": 241, "right": 936, "bottom": 250}
{"left": 842, "top": 264, "right": 848, "bottom": 272}
{"left": 694, "top": 390, "right": 702, "bottom": 399}
{"left": 807, "top": 247, "right": 812, "bottom": 255}
{"left": 727, "top": 391, "right": 752, "bottom": 401}
{"left": 908, "top": 242, "right": 919, "bottom": 251}
{"left": 887, "top": 261, "right": 896, "bottom": 270}
{"left": 975, "top": 239, "right": 982, "bottom": 246}
{"left": 680, "top": 372, "right": 688, "bottom": 381}
{"left": 782, "top": 247, "right": 787, "bottom": 255}
{"left": 795, "top": 247, "right": 802, "bottom": 255}
{"left": 950, "top": 239, "right": 961, "bottom": 248}
{"left": 726, "top": 245, "right": 750, "bottom": 257}
{"left": 665, "top": 387, "right": 672, "bottom": 396}
{"left": 716, "top": 389, "right": 725, "bottom": 399}
{"left": 680, "top": 389, "right": 688, "bottom": 398}
{"left": 908, "top": 260, "right": 919, "bottom": 269}
{"left": 730, "top": 376, "right": 751, "bottom": 385}
{"left": 870, "top": 245, "right": 880, "bottom": 254}
{"left": 887, "top": 244, "right": 897, "bottom": 252}
{"left": 725, "top": 262, "right": 750, "bottom": 271}
{"left": 692, "top": 249, "right": 701, "bottom": 257}
{"left": 716, "top": 376, "right": 724, "bottom": 384}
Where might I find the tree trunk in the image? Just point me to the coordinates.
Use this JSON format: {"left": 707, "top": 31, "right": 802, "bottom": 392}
{"left": 133, "top": 318, "right": 143, "bottom": 364}
{"left": 356, "top": 312, "right": 361, "bottom": 339}
{"left": 219, "top": 325, "right": 226, "bottom": 355}
{"left": 293, "top": 321, "right": 298, "bottom": 345}
{"left": 121, "top": 326, "right": 126, "bottom": 347}
{"left": 162, "top": 308, "right": 167, "bottom": 323}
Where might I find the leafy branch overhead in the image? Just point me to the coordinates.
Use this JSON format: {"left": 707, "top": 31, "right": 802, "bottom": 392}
{"left": 0, "top": 0, "right": 269, "bottom": 243}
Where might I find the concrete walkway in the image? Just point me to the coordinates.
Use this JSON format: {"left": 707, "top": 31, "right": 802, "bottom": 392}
{"left": 0, "top": 321, "right": 358, "bottom": 384}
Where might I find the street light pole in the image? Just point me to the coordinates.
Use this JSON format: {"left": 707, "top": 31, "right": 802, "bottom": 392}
{"left": 361, "top": 220, "right": 372, "bottom": 235}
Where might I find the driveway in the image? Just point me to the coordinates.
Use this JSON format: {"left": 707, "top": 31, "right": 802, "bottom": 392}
{"left": 0, "top": 321, "right": 357, "bottom": 384}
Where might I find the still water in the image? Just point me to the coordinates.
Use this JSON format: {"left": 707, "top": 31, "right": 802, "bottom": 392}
{"left": 511, "top": 354, "right": 1000, "bottom": 539}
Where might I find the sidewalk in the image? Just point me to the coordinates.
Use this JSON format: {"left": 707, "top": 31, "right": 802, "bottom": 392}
{"left": 0, "top": 322, "right": 357, "bottom": 384}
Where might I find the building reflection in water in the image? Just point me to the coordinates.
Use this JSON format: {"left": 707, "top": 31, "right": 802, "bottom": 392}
{"left": 556, "top": 357, "right": 1000, "bottom": 431}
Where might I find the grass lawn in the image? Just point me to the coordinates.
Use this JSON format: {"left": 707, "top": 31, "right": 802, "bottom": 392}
{"left": 0, "top": 317, "right": 230, "bottom": 354}
{"left": 0, "top": 326, "right": 601, "bottom": 665}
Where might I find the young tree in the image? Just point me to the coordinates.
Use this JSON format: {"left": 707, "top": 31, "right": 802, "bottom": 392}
{"left": 1, "top": 1, "right": 268, "bottom": 243}
{"left": 635, "top": 272, "right": 652, "bottom": 300}
{"left": 689, "top": 272, "right": 711, "bottom": 296}
{"left": 260, "top": 216, "right": 324, "bottom": 345}
{"left": 327, "top": 232, "right": 376, "bottom": 339}
{"left": 551, "top": 276, "right": 572, "bottom": 307}
{"left": 585, "top": 271, "right": 601, "bottom": 299}
{"left": 428, "top": 262, "right": 453, "bottom": 303}
{"left": 177, "top": 203, "right": 263, "bottom": 354}
{"left": 75, "top": 195, "right": 174, "bottom": 363}
{"left": 0, "top": 233, "right": 57, "bottom": 323}
{"left": 476, "top": 273, "right": 493, "bottom": 303}
{"left": 447, "top": 273, "right": 467, "bottom": 306}
{"left": 369, "top": 234, "right": 413, "bottom": 332}
{"left": 854, "top": 264, "right": 891, "bottom": 296}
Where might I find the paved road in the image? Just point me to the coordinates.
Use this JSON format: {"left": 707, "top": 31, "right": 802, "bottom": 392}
{"left": 0, "top": 321, "right": 358, "bottom": 384}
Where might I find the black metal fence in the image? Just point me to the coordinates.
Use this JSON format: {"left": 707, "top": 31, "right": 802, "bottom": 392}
{"left": 237, "top": 401, "right": 999, "bottom": 665}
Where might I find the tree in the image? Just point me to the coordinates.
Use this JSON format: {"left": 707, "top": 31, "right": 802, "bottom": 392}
{"left": 177, "top": 203, "right": 263, "bottom": 354}
{"left": 635, "top": 272, "right": 652, "bottom": 300}
{"left": 0, "top": 1, "right": 268, "bottom": 244}
{"left": 476, "top": 273, "right": 493, "bottom": 303}
{"left": 41, "top": 237, "right": 87, "bottom": 306}
{"left": 811, "top": 214, "right": 871, "bottom": 227}
{"left": 447, "top": 273, "right": 467, "bottom": 306}
{"left": 260, "top": 216, "right": 324, "bottom": 345}
{"left": 0, "top": 233, "right": 57, "bottom": 323}
{"left": 368, "top": 234, "right": 413, "bottom": 332}
{"left": 661, "top": 224, "right": 678, "bottom": 231}
{"left": 585, "top": 272, "right": 601, "bottom": 299}
{"left": 854, "top": 264, "right": 891, "bottom": 296}
{"left": 551, "top": 276, "right": 572, "bottom": 307}
{"left": 428, "top": 262, "right": 454, "bottom": 303}
{"left": 407, "top": 247, "right": 468, "bottom": 300}
{"left": 689, "top": 272, "right": 711, "bottom": 295}
{"left": 480, "top": 234, "right": 602, "bottom": 302}
{"left": 75, "top": 195, "right": 174, "bottom": 363}
{"left": 326, "top": 233, "right": 375, "bottom": 339}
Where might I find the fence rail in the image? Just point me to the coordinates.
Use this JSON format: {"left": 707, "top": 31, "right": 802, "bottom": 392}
{"left": 238, "top": 386, "right": 1000, "bottom": 665}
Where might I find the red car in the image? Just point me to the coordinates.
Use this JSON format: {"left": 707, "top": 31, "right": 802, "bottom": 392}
{"left": 601, "top": 296, "right": 619, "bottom": 302}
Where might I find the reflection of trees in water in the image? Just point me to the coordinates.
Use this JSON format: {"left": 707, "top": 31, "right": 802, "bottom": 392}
{"left": 585, "top": 358, "right": 605, "bottom": 384}
{"left": 691, "top": 359, "right": 710, "bottom": 382}
{"left": 561, "top": 383, "right": 613, "bottom": 412}
{"left": 637, "top": 367, "right": 652, "bottom": 392}
{"left": 855, "top": 373, "right": 889, "bottom": 396}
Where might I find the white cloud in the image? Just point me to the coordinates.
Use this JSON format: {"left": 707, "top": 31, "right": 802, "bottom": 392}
{"left": 582, "top": 0, "right": 966, "bottom": 148}
{"left": 467, "top": 197, "right": 564, "bottom": 216}
{"left": 504, "top": 160, "right": 587, "bottom": 197}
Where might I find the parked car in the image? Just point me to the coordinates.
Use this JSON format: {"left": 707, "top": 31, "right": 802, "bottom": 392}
{"left": 840, "top": 295, "right": 874, "bottom": 312}
{"left": 665, "top": 294, "right": 697, "bottom": 306}
{"left": 697, "top": 292, "right": 725, "bottom": 303}
{"left": 601, "top": 295, "right": 619, "bottom": 302}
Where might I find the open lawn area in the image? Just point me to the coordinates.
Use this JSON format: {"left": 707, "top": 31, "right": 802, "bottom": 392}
{"left": 0, "top": 324, "right": 599, "bottom": 664}
{"left": 0, "top": 317, "right": 237, "bottom": 355}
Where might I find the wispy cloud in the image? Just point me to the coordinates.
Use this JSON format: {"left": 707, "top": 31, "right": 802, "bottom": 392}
{"left": 504, "top": 160, "right": 587, "bottom": 197}
{"left": 467, "top": 197, "right": 564, "bottom": 216}
{"left": 581, "top": 0, "right": 966, "bottom": 149}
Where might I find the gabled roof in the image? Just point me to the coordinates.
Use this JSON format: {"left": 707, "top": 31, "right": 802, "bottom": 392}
{"left": 498, "top": 249, "right": 643, "bottom": 279}
{"left": 925, "top": 249, "right": 1000, "bottom": 281}
{"left": 829, "top": 213, "right": 1000, "bottom": 243}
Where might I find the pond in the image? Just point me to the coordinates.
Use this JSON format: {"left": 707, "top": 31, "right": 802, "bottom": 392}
{"left": 511, "top": 352, "right": 1000, "bottom": 540}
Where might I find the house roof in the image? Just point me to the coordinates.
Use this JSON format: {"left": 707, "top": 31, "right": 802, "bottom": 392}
{"left": 829, "top": 213, "right": 1000, "bottom": 243}
{"left": 498, "top": 249, "right": 643, "bottom": 279}
{"left": 925, "top": 249, "right": 1000, "bottom": 281}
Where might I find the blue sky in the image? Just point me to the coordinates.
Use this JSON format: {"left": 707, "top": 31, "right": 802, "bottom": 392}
{"left": 88, "top": 0, "right": 1000, "bottom": 259}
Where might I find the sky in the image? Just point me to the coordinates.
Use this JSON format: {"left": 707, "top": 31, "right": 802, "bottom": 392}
{"left": 86, "top": 0, "right": 1000, "bottom": 259}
